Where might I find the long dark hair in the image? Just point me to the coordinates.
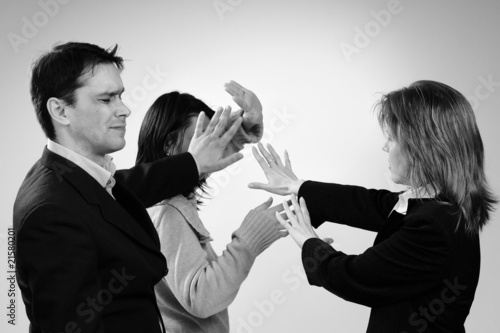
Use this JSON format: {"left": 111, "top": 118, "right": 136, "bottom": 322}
{"left": 136, "top": 91, "right": 215, "bottom": 202}
{"left": 377, "top": 80, "right": 497, "bottom": 234}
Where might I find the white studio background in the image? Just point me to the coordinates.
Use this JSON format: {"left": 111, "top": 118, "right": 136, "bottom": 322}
{"left": 1, "top": 0, "right": 499, "bottom": 332}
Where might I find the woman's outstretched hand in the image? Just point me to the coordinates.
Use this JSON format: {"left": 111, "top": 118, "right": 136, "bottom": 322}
{"left": 276, "top": 195, "right": 333, "bottom": 249}
{"left": 248, "top": 142, "right": 305, "bottom": 196}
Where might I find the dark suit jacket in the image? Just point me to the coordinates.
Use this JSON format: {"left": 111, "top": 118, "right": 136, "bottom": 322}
{"left": 299, "top": 181, "right": 480, "bottom": 333}
{"left": 13, "top": 147, "right": 199, "bottom": 333}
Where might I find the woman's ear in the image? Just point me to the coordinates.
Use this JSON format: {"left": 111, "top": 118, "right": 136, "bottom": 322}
{"left": 47, "top": 97, "right": 70, "bottom": 126}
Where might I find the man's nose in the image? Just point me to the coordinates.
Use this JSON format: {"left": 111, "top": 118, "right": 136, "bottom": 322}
{"left": 117, "top": 99, "right": 131, "bottom": 118}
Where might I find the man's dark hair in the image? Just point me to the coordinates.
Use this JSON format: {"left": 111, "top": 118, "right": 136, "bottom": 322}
{"left": 30, "top": 42, "right": 124, "bottom": 140}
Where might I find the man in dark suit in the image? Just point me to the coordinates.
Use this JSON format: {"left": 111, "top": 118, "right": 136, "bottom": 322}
{"left": 13, "top": 42, "right": 244, "bottom": 333}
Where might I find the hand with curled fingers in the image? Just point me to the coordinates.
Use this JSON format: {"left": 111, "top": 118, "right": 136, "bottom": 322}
{"left": 188, "top": 106, "right": 244, "bottom": 175}
{"left": 224, "top": 80, "right": 263, "bottom": 143}
{"left": 276, "top": 194, "right": 333, "bottom": 249}
{"left": 249, "top": 197, "right": 290, "bottom": 239}
{"left": 248, "top": 142, "right": 305, "bottom": 196}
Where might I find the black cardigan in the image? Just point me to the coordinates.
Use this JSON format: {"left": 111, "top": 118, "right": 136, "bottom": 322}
{"left": 299, "top": 181, "right": 480, "bottom": 333}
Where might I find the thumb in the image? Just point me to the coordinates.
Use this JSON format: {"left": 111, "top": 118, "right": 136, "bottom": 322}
{"left": 278, "top": 229, "right": 289, "bottom": 238}
{"left": 254, "top": 197, "right": 273, "bottom": 210}
{"left": 322, "top": 237, "right": 334, "bottom": 245}
{"left": 248, "top": 182, "right": 271, "bottom": 191}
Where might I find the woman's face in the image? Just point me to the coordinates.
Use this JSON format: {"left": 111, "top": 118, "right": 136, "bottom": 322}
{"left": 179, "top": 116, "right": 202, "bottom": 154}
{"left": 382, "top": 126, "right": 409, "bottom": 185}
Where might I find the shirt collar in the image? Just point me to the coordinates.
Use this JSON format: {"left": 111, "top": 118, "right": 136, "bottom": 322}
{"left": 47, "top": 139, "right": 116, "bottom": 189}
{"left": 392, "top": 186, "right": 436, "bottom": 215}
{"left": 163, "top": 195, "right": 213, "bottom": 243}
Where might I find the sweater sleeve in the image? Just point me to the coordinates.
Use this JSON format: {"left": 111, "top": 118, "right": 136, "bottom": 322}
{"left": 301, "top": 208, "right": 450, "bottom": 307}
{"left": 152, "top": 204, "right": 282, "bottom": 318}
{"left": 298, "top": 181, "right": 400, "bottom": 232}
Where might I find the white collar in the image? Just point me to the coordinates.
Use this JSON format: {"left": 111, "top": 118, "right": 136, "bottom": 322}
{"left": 161, "top": 195, "right": 213, "bottom": 243}
{"left": 392, "top": 186, "right": 436, "bottom": 215}
{"left": 47, "top": 139, "right": 116, "bottom": 189}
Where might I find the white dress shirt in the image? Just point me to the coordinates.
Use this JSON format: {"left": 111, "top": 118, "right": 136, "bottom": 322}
{"left": 47, "top": 139, "right": 117, "bottom": 198}
{"left": 391, "top": 186, "right": 436, "bottom": 215}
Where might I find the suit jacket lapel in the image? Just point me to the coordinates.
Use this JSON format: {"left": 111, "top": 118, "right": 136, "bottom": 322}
{"left": 41, "top": 147, "right": 162, "bottom": 255}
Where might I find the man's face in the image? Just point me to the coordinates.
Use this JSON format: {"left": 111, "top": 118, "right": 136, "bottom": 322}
{"left": 64, "top": 63, "right": 130, "bottom": 161}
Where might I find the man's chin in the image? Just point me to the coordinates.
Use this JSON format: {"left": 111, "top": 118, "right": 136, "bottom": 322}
{"left": 106, "top": 140, "right": 126, "bottom": 154}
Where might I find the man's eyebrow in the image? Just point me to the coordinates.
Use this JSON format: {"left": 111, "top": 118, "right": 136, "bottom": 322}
{"left": 95, "top": 87, "right": 125, "bottom": 96}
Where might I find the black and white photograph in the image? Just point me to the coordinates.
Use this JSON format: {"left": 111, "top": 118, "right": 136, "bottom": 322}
{"left": 1, "top": 1, "right": 499, "bottom": 332}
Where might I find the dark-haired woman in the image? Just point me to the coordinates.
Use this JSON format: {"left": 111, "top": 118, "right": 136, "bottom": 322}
{"left": 136, "top": 81, "right": 286, "bottom": 333}
{"left": 250, "top": 80, "right": 496, "bottom": 332}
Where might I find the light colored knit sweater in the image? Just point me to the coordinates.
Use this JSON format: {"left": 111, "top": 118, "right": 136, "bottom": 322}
{"left": 148, "top": 195, "right": 282, "bottom": 333}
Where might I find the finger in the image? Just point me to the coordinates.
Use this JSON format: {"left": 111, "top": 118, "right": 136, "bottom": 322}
{"left": 229, "top": 80, "right": 244, "bottom": 90}
{"left": 213, "top": 106, "right": 232, "bottom": 137}
{"left": 267, "top": 200, "right": 292, "bottom": 214}
{"left": 254, "top": 197, "right": 273, "bottom": 210}
{"left": 251, "top": 146, "right": 271, "bottom": 172}
{"left": 193, "top": 112, "right": 206, "bottom": 138}
{"left": 227, "top": 109, "right": 243, "bottom": 125}
{"left": 290, "top": 194, "right": 303, "bottom": 225}
{"left": 219, "top": 116, "right": 243, "bottom": 144}
{"left": 282, "top": 200, "right": 297, "bottom": 224}
{"left": 279, "top": 229, "right": 290, "bottom": 238}
{"left": 257, "top": 142, "right": 276, "bottom": 167}
{"left": 275, "top": 211, "right": 291, "bottom": 230}
{"left": 223, "top": 81, "right": 236, "bottom": 94}
{"left": 248, "top": 182, "right": 273, "bottom": 191}
{"left": 299, "top": 197, "right": 311, "bottom": 222}
{"left": 299, "top": 197, "right": 315, "bottom": 234}
{"left": 231, "top": 109, "right": 244, "bottom": 118}
{"left": 224, "top": 80, "right": 244, "bottom": 96}
{"left": 322, "top": 237, "right": 334, "bottom": 244}
{"left": 278, "top": 211, "right": 293, "bottom": 220}
{"left": 267, "top": 144, "right": 285, "bottom": 168}
{"left": 284, "top": 150, "right": 292, "bottom": 170}
{"left": 204, "top": 108, "right": 222, "bottom": 135}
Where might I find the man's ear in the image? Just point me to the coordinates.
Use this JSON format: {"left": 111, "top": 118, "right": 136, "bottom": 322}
{"left": 47, "top": 97, "right": 70, "bottom": 126}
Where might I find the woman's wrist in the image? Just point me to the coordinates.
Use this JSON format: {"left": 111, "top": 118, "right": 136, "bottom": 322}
{"left": 289, "top": 179, "right": 305, "bottom": 195}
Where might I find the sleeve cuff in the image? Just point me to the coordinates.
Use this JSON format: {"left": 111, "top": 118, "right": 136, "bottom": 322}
{"left": 297, "top": 180, "right": 327, "bottom": 228}
{"left": 233, "top": 210, "right": 282, "bottom": 257}
{"left": 187, "top": 152, "right": 201, "bottom": 176}
{"left": 301, "top": 238, "right": 338, "bottom": 287}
